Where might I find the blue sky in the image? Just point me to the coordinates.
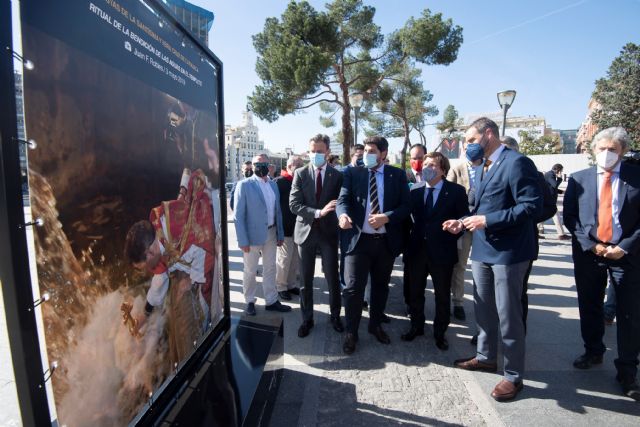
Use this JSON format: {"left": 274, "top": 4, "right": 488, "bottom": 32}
{"left": 190, "top": 0, "right": 640, "bottom": 153}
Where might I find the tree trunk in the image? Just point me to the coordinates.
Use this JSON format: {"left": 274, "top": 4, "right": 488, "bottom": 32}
{"left": 400, "top": 123, "right": 411, "bottom": 170}
{"left": 341, "top": 107, "right": 353, "bottom": 166}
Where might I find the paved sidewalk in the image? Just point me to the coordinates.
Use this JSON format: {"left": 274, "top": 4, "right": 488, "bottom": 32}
{"left": 225, "top": 221, "right": 640, "bottom": 426}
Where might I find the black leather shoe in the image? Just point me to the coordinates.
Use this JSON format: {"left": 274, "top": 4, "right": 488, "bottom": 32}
{"left": 381, "top": 313, "right": 391, "bottom": 323}
{"left": 278, "top": 290, "right": 292, "bottom": 301}
{"left": 400, "top": 327, "right": 424, "bottom": 341}
{"left": 245, "top": 302, "right": 256, "bottom": 316}
{"left": 453, "top": 306, "right": 466, "bottom": 321}
{"left": 298, "top": 320, "right": 314, "bottom": 338}
{"left": 265, "top": 300, "right": 292, "bottom": 312}
{"left": 330, "top": 316, "right": 344, "bottom": 333}
{"left": 288, "top": 287, "right": 300, "bottom": 296}
{"left": 435, "top": 336, "right": 449, "bottom": 351}
{"left": 573, "top": 353, "right": 603, "bottom": 369}
{"left": 343, "top": 333, "right": 357, "bottom": 355}
{"left": 368, "top": 326, "right": 391, "bottom": 344}
{"left": 616, "top": 375, "right": 640, "bottom": 401}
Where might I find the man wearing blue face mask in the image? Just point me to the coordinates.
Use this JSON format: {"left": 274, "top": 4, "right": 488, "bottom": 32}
{"left": 402, "top": 152, "right": 468, "bottom": 350}
{"left": 290, "top": 134, "right": 344, "bottom": 337}
{"left": 447, "top": 141, "right": 484, "bottom": 322}
{"left": 563, "top": 127, "right": 640, "bottom": 401}
{"left": 337, "top": 136, "right": 410, "bottom": 354}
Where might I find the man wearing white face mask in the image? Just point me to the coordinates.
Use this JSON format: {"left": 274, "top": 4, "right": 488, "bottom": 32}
{"left": 563, "top": 127, "right": 640, "bottom": 401}
{"left": 290, "top": 134, "right": 344, "bottom": 337}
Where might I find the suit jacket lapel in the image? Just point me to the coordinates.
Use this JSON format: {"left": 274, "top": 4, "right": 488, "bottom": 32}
{"left": 252, "top": 178, "right": 266, "bottom": 207}
{"left": 619, "top": 163, "right": 629, "bottom": 212}
{"left": 304, "top": 165, "right": 316, "bottom": 201}
{"left": 429, "top": 181, "right": 447, "bottom": 218}
{"left": 475, "top": 148, "right": 509, "bottom": 206}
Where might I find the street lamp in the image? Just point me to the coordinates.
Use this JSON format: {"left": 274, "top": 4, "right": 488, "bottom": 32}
{"left": 497, "top": 90, "right": 516, "bottom": 137}
{"left": 349, "top": 93, "right": 364, "bottom": 146}
{"left": 234, "top": 138, "right": 242, "bottom": 181}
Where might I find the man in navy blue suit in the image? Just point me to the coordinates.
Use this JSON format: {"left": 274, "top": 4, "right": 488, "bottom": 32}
{"left": 401, "top": 152, "right": 468, "bottom": 351}
{"left": 445, "top": 117, "right": 542, "bottom": 402}
{"left": 337, "top": 136, "right": 410, "bottom": 354}
{"left": 563, "top": 127, "right": 640, "bottom": 401}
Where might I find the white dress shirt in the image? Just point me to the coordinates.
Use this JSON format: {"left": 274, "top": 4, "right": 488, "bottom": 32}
{"left": 362, "top": 164, "right": 386, "bottom": 234}
{"left": 255, "top": 175, "right": 276, "bottom": 227}
{"left": 424, "top": 179, "right": 444, "bottom": 206}
{"left": 596, "top": 161, "right": 623, "bottom": 244}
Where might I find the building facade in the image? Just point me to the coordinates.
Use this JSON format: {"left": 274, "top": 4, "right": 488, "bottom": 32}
{"left": 576, "top": 99, "right": 600, "bottom": 154}
{"left": 225, "top": 111, "right": 265, "bottom": 182}
{"left": 163, "top": 0, "right": 214, "bottom": 46}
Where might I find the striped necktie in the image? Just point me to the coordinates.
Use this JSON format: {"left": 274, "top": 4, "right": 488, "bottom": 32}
{"left": 369, "top": 169, "right": 380, "bottom": 215}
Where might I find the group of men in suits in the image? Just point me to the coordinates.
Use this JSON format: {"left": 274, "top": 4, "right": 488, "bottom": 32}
{"left": 233, "top": 120, "right": 640, "bottom": 403}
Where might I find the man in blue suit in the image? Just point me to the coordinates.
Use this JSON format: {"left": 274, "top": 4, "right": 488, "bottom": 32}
{"left": 402, "top": 152, "right": 468, "bottom": 351}
{"left": 446, "top": 117, "right": 542, "bottom": 401}
{"left": 563, "top": 127, "right": 640, "bottom": 401}
{"left": 337, "top": 136, "right": 410, "bottom": 354}
{"left": 234, "top": 154, "right": 291, "bottom": 315}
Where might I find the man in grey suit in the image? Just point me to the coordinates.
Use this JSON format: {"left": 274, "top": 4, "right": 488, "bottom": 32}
{"left": 445, "top": 117, "right": 541, "bottom": 402}
{"left": 290, "top": 134, "right": 344, "bottom": 337}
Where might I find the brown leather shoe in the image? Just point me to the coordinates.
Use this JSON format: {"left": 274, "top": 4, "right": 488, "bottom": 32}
{"left": 491, "top": 379, "right": 523, "bottom": 401}
{"left": 453, "top": 356, "right": 497, "bottom": 373}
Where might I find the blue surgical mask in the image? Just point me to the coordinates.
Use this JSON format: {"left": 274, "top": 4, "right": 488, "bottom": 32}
{"left": 364, "top": 153, "right": 379, "bottom": 169}
{"left": 309, "top": 152, "right": 326, "bottom": 168}
{"left": 465, "top": 143, "right": 484, "bottom": 162}
{"left": 422, "top": 168, "right": 438, "bottom": 182}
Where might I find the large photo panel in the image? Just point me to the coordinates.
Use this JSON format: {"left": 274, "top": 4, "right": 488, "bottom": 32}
{"left": 20, "top": 0, "right": 224, "bottom": 424}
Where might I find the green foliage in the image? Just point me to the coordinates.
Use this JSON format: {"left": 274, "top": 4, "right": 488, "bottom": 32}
{"left": 590, "top": 43, "right": 640, "bottom": 149}
{"left": 249, "top": 0, "right": 463, "bottom": 164}
{"left": 436, "top": 105, "right": 460, "bottom": 134}
{"left": 518, "top": 130, "right": 561, "bottom": 155}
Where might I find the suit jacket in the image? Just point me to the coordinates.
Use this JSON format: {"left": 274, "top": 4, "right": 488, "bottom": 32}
{"left": 336, "top": 164, "right": 410, "bottom": 257}
{"left": 274, "top": 176, "right": 295, "bottom": 237}
{"left": 544, "top": 170, "right": 562, "bottom": 192}
{"left": 470, "top": 147, "right": 542, "bottom": 264}
{"left": 563, "top": 163, "right": 640, "bottom": 263}
{"left": 407, "top": 180, "right": 469, "bottom": 265}
{"left": 234, "top": 176, "right": 284, "bottom": 247}
{"left": 290, "top": 164, "right": 343, "bottom": 245}
{"left": 406, "top": 168, "right": 419, "bottom": 184}
{"left": 447, "top": 161, "right": 472, "bottom": 192}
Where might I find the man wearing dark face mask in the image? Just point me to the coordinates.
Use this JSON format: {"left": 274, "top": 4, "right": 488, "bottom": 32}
{"left": 403, "top": 152, "right": 468, "bottom": 350}
{"left": 234, "top": 154, "right": 291, "bottom": 315}
{"left": 446, "top": 141, "right": 484, "bottom": 322}
{"left": 563, "top": 127, "right": 640, "bottom": 401}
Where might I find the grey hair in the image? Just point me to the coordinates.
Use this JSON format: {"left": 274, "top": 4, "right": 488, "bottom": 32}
{"left": 287, "top": 155, "right": 303, "bottom": 168}
{"left": 591, "top": 127, "right": 630, "bottom": 151}
{"left": 501, "top": 136, "right": 519, "bottom": 152}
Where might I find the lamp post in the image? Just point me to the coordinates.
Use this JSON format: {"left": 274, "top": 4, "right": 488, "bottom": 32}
{"left": 497, "top": 90, "right": 516, "bottom": 137}
{"left": 234, "top": 138, "right": 241, "bottom": 181}
{"left": 349, "top": 93, "right": 364, "bottom": 146}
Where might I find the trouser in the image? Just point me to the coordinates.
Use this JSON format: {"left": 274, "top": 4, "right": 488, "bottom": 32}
{"left": 242, "top": 227, "right": 278, "bottom": 305}
{"left": 604, "top": 277, "right": 617, "bottom": 321}
{"left": 451, "top": 231, "right": 472, "bottom": 307}
{"left": 298, "top": 228, "right": 341, "bottom": 321}
{"left": 343, "top": 234, "right": 395, "bottom": 335}
{"left": 572, "top": 245, "right": 640, "bottom": 381}
{"left": 473, "top": 260, "right": 529, "bottom": 384}
{"left": 408, "top": 244, "right": 454, "bottom": 339}
{"left": 276, "top": 236, "right": 299, "bottom": 291}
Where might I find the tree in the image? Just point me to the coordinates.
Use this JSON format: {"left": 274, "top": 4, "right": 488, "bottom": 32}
{"left": 249, "top": 0, "right": 463, "bottom": 164}
{"left": 436, "top": 104, "right": 459, "bottom": 135}
{"left": 591, "top": 43, "right": 640, "bottom": 149}
{"left": 518, "top": 129, "right": 561, "bottom": 155}
{"left": 361, "top": 64, "right": 438, "bottom": 170}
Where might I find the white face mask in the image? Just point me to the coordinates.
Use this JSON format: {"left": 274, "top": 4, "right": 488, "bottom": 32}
{"left": 596, "top": 150, "right": 619, "bottom": 170}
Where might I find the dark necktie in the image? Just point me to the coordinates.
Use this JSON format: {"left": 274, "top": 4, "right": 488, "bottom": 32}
{"left": 425, "top": 187, "right": 434, "bottom": 217}
{"left": 481, "top": 159, "right": 492, "bottom": 181}
{"left": 316, "top": 168, "right": 323, "bottom": 203}
{"left": 369, "top": 170, "right": 380, "bottom": 215}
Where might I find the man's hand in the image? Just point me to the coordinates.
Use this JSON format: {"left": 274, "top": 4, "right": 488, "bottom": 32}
{"left": 603, "top": 245, "right": 625, "bottom": 260}
{"left": 442, "top": 219, "right": 464, "bottom": 234}
{"left": 462, "top": 215, "right": 487, "bottom": 232}
{"left": 368, "top": 213, "right": 389, "bottom": 229}
{"left": 339, "top": 214, "right": 353, "bottom": 230}
{"left": 320, "top": 200, "right": 337, "bottom": 217}
{"left": 277, "top": 240, "right": 284, "bottom": 247}
{"left": 591, "top": 243, "right": 607, "bottom": 256}
{"left": 240, "top": 245, "right": 250, "bottom": 253}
